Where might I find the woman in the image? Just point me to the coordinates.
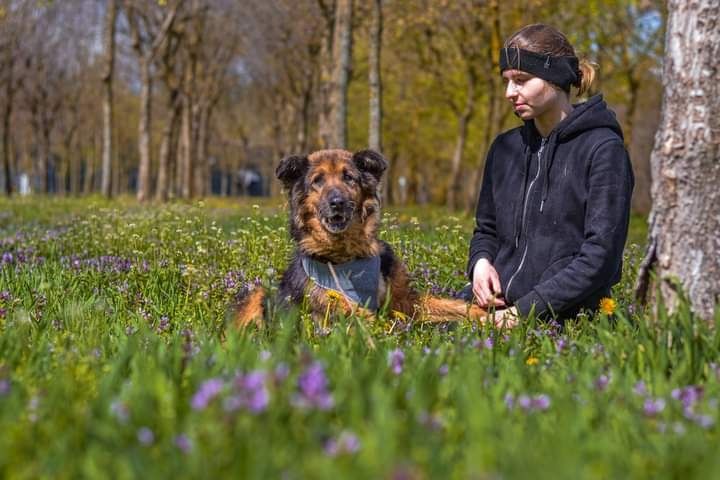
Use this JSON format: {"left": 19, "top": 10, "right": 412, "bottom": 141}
{"left": 463, "top": 24, "right": 634, "bottom": 325}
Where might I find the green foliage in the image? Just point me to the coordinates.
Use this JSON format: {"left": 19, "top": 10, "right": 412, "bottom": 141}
{"left": 0, "top": 197, "right": 717, "bottom": 479}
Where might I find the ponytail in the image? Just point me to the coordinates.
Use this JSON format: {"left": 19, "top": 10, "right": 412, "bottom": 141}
{"left": 576, "top": 58, "right": 597, "bottom": 97}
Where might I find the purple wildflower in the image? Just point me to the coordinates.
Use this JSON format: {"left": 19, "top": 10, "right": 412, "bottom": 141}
{"left": 110, "top": 399, "right": 130, "bottom": 423}
{"left": 324, "top": 431, "right": 361, "bottom": 457}
{"left": 292, "top": 361, "right": 334, "bottom": 411}
{"left": 692, "top": 414, "right": 714, "bottom": 429}
{"left": 229, "top": 370, "right": 270, "bottom": 414}
{"left": 510, "top": 393, "right": 550, "bottom": 412}
{"left": 0, "top": 378, "right": 10, "bottom": 396}
{"left": 388, "top": 348, "right": 405, "bottom": 375}
{"left": 532, "top": 394, "right": 551, "bottom": 411}
{"left": 174, "top": 434, "right": 192, "bottom": 453}
{"left": 643, "top": 398, "right": 665, "bottom": 417}
{"left": 191, "top": 378, "right": 224, "bottom": 411}
{"left": 1, "top": 252, "right": 13, "bottom": 264}
{"left": 438, "top": 364, "right": 449, "bottom": 376}
{"left": 274, "top": 362, "right": 290, "bottom": 383}
{"left": 633, "top": 381, "right": 647, "bottom": 397}
{"left": 555, "top": 338, "right": 568, "bottom": 354}
{"left": 137, "top": 427, "right": 154, "bottom": 446}
{"left": 0, "top": 291, "right": 10, "bottom": 302}
{"left": 260, "top": 350, "right": 272, "bottom": 362}
{"left": 671, "top": 385, "right": 703, "bottom": 411}
{"left": 156, "top": 316, "right": 170, "bottom": 333}
{"left": 417, "top": 411, "right": 443, "bottom": 431}
{"left": 595, "top": 374, "right": 611, "bottom": 392}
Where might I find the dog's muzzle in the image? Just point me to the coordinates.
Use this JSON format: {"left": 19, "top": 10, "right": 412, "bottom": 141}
{"left": 319, "top": 190, "right": 355, "bottom": 234}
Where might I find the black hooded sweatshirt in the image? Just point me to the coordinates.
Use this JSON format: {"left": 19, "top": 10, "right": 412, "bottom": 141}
{"left": 467, "top": 94, "right": 634, "bottom": 319}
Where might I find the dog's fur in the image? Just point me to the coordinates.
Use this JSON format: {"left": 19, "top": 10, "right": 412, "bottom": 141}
{"left": 235, "top": 149, "right": 486, "bottom": 328}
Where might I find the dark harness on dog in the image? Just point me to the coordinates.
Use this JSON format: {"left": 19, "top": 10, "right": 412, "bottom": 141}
{"left": 301, "top": 255, "right": 381, "bottom": 311}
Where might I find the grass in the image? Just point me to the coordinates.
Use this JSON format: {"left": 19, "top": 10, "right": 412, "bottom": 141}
{"left": 0, "top": 196, "right": 718, "bottom": 479}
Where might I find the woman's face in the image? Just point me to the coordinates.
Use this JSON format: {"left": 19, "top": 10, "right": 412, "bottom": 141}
{"left": 502, "top": 69, "right": 562, "bottom": 120}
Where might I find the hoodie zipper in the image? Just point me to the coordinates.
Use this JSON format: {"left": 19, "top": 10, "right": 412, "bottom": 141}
{"left": 507, "top": 137, "right": 546, "bottom": 299}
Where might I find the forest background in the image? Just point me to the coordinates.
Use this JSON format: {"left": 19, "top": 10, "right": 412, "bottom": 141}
{"left": 0, "top": 0, "right": 663, "bottom": 212}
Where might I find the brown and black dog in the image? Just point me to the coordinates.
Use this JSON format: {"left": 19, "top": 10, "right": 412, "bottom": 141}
{"left": 235, "top": 149, "right": 487, "bottom": 328}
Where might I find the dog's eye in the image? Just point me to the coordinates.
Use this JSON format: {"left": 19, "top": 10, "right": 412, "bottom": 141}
{"left": 312, "top": 175, "right": 325, "bottom": 187}
{"left": 342, "top": 172, "right": 356, "bottom": 184}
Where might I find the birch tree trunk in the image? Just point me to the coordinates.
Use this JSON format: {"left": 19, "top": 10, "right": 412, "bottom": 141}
{"left": 324, "top": 0, "right": 353, "bottom": 149}
{"left": 635, "top": 0, "right": 720, "bottom": 321}
{"left": 331, "top": 0, "right": 352, "bottom": 149}
{"left": 101, "top": 0, "right": 117, "bottom": 198}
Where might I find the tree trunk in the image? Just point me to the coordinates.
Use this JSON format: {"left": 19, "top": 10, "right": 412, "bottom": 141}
{"left": 83, "top": 133, "right": 97, "bottom": 194}
{"left": 2, "top": 48, "right": 14, "bottom": 196}
{"left": 194, "top": 104, "right": 210, "bottom": 198}
{"left": 2, "top": 90, "right": 12, "bottom": 196}
{"left": 446, "top": 72, "right": 475, "bottom": 210}
{"left": 368, "top": 0, "right": 382, "bottom": 153}
{"left": 466, "top": 0, "right": 502, "bottom": 211}
{"left": 317, "top": 2, "right": 335, "bottom": 149}
{"left": 101, "top": 0, "right": 117, "bottom": 198}
{"left": 179, "top": 93, "right": 194, "bottom": 199}
{"left": 37, "top": 128, "right": 50, "bottom": 194}
{"left": 368, "top": 0, "right": 385, "bottom": 201}
{"left": 156, "top": 92, "right": 181, "bottom": 202}
{"left": 323, "top": 0, "right": 353, "bottom": 149}
{"left": 136, "top": 60, "right": 152, "bottom": 202}
{"left": 635, "top": 0, "right": 720, "bottom": 321}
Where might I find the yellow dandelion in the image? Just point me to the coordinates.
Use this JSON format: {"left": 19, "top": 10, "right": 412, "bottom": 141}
{"left": 526, "top": 357, "right": 539, "bottom": 366}
{"left": 599, "top": 297, "right": 617, "bottom": 315}
{"left": 325, "top": 289, "right": 343, "bottom": 301}
{"left": 391, "top": 310, "right": 408, "bottom": 321}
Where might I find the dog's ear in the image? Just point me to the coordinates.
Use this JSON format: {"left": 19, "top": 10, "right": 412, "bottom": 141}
{"left": 276, "top": 155, "right": 309, "bottom": 190}
{"left": 352, "top": 149, "right": 387, "bottom": 182}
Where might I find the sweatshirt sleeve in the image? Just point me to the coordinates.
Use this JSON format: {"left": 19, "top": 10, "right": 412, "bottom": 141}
{"left": 466, "top": 140, "right": 500, "bottom": 280}
{"left": 515, "top": 139, "right": 634, "bottom": 317}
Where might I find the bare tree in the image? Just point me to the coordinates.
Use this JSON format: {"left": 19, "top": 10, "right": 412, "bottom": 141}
{"left": 124, "top": 0, "right": 182, "bottom": 202}
{"left": 0, "top": 2, "right": 27, "bottom": 195}
{"left": 368, "top": 0, "right": 385, "bottom": 201}
{"left": 101, "top": 0, "right": 118, "bottom": 198}
{"left": 635, "top": 0, "right": 720, "bottom": 321}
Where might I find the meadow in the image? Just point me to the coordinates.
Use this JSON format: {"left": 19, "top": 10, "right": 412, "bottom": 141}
{"left": 0, "top": 197, "right": 718, "bottom": 479}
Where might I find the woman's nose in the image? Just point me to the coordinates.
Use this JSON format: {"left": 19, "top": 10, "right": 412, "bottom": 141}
{"left": 505, "top": 81, "right": 518, "bottom": 100}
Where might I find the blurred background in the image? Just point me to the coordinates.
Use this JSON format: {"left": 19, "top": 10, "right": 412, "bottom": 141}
{"left": 0, "top": 0, "right": 663, "bottom": 213}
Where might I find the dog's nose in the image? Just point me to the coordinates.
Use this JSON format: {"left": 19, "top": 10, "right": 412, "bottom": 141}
{"left": 328, "top": 191, "right": 346, "bottom": 210}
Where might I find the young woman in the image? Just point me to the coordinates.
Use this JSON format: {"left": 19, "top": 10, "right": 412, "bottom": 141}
{"left": 462, "top": 24, "right": 634, "bottom": 326}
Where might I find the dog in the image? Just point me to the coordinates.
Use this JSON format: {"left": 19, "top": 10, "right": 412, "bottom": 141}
{"left": 234, "top": 149, "right": 487, "bottom": 328}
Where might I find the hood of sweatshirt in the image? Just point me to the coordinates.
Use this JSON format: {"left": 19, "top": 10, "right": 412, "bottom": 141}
{"left": 518, "top": 94, "right": 624, "bottom": 214}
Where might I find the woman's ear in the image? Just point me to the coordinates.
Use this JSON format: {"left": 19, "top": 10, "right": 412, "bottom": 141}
{"left": 275, "top": 155, "right": 309, "bottom": 191}
{"left": 352, "top": 150, "right": 388, "bottom": 182}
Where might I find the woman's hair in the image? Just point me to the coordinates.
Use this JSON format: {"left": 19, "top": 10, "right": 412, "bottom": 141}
{"left": 505, "top": 24, "right": 596, "bottom": 96}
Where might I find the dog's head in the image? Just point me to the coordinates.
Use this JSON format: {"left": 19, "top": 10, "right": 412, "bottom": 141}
{"left": 276, "top": 149, "right": 387, "bottom": 248}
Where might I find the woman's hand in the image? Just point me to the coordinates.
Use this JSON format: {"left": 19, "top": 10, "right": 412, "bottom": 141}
{"left": 491, "top": 306, "right": 520, "bottom": 329}
{"left": 472, "top": 258, "right": 507, "bottom": 308}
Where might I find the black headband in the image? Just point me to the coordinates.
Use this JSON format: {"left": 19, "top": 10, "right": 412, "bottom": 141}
{"left": 499, "top": 47, "right": 580, "bottom": 92}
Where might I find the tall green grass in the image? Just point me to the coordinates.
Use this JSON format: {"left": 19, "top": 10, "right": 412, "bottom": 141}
{"left": 0, "top": 197, "right": 717, "bottom": 479}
